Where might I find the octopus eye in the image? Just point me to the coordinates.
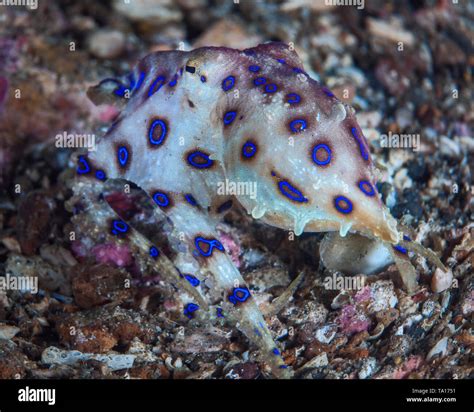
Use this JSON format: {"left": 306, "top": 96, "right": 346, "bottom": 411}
{"left": 217, "top": 200, "right": 233, "bottom": 214}
{"left": 334, "top": 196, "right": 353, "bottom": 214}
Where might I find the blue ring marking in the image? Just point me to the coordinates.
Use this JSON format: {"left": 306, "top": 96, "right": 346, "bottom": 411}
{"left": 223, "top": 111, "right": 237, "bottom": 125}
{"left": 278, "top": 181, "right": 308, "bottom": 203}
{"left": 200, "top": 75, "right": 207, "bottom": 83}
{"left": 152, "top": 192, "right": 170, "bottom": 208}
{"left": 322, "top": 87, "right": 334, "bottom": 97}
{"left": 358, "top": 180, "right": 375, "bottom": 197}
{"left": 133, "top": 71, "right": 146, "bottom": 91}
{"left": 276, "top": 58, "right": 286, "bottom": 64}
{"left": 149, "top": 246, "right": 160, "bottom": 258}
{"left": 113, "top": 87, "right": 127, "bottom": 97}
{"left": 228, "top": 287, "right": 251, "bottom": 305}
{"left": 95, "top": 170, "right": 106, "bottom": 180}
{"left": 184, "top": 274, "right": 200, "bottom": 287}
{"left": 403, "top": 235, "right": 411, "bottom": 242}
{"left": 279, "top": 365, "right": 288, "bottom": 369}
{"left": 242, "top": 141, "right": 257, "bottom": 158}
{"left": 222, "top": 75, "right": 235, "bottom": 91}
{"left": 117, "top": 146, "right": 129, "bottom": 168}
{"left": 100, "top": 78, "right": 127, "bottom": 97}
{"left": 194, "top": 236, "right": 224, "bottom": 257}
{"left": 393, "top": 244, "right": 407, "bottom": 254}
{"left": 184, "top": 303, "right": 199, "bottom": 319}
{"left": 243, "top": 49, "right": 255, "bottom": 56}
{"left": 248, "top": 65, "right": 260, "bottom": 73}
{"left": 216, "top": 307, "right": 224, "bottom": 318}
{"left": 292, "top": 67, "right": 304, "bottom": 74}
{"left": 254, "top": 77, "right": 266, "bottom": 86}
{"left": 148, "top": 75, "right": 166, "bottom": 97}
{"left": 264, "top": 83, "right": 278, "bottom": 93}
{"left": 272, "top": 348, "right": 281, "bottom": 355}
{"left": 111, "top": 219, "right": 129, "bottom": 236}
{"left": 334, "top": 196, "right": 353, "bottom": 214}
{"left": 76, "top": 156, "right": 91, "bottom": 174}
{"left": 289, "top": 119, "right": 307, "bottom": 133}
{"left": 312, "top": 143, "right": 331, "bottom": 166}
{"left": 286, "top": 93, "right": 301, "bottom": 104}
{"left": 168, "top": 74, "right": 178, "bottom": 87}
{"left": 350, "top": 127, "right": 369, "bottom": 161}
{"left": 184, "top": 193, "right": 198, "bottom": 207}
{"left": 254, "top": 328, "right": 262, "bottom": 337}
{"left": 128, "top": 73, "right": 135, "bottom": 90}
{"left": 187, "top": 151, "right": 214, "bottom": 169}
{"left": 149, "top": 119, "right": 167, "bottom": 146}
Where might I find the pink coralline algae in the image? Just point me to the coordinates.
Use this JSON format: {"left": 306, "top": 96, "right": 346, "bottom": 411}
{"left": 104, "top": 192, "right": 141, "bottom": 219}
{"left": 0, "top": 37, "right": 24, "bottom": 73}
{"left": 71, "top": 240, "right": 133, "bottom": 269}
{"left": 354, "top": 285, "right": 372, "bottom": 304}
{"left": 337, "top": 304, "right": 372, "bottom": 335}
{"left": 392, "top": 355, "right": 424, "bottom": 379}
{"left": 91, "top": 243, "right": 133, "bottom": 268}
{"left": 0, "top": 76, "right": 8, "bottom": 111}
{"left": 218, "top": 232, "right": 241, "bottom": 268}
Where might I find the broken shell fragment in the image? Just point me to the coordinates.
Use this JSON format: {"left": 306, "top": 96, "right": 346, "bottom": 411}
{"left": 320, "top": 232, "right": 393, "bottom": 275}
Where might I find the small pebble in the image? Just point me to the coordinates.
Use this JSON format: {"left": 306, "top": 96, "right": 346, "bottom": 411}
{"left": 431, "top": 268, "right": 453, "bottom": 293}
{"left": 88, "top": 30, "right": 125, "bottom": 59}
